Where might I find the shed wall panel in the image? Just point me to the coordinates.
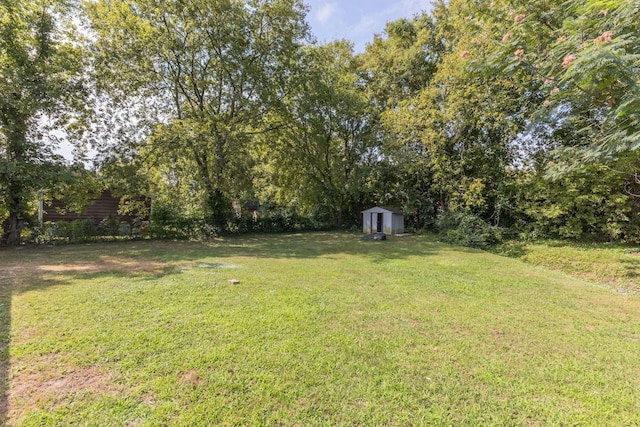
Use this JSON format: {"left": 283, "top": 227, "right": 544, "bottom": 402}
{"left": 392, "top": 214, "right": 404, "bottom": 234}
{"left": 362, "top": 206, "right": 404, "bottom": 235}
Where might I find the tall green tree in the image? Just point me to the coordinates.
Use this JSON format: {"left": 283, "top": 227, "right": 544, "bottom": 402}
{"left": 265, "top": 41, "right": 375, "bottom": 226}
{"left": 87, "top": 0, "right": 309, "bottom": 228}
{"left": 0, "top": 0, "right": 87, "bottom": 246}
{"left": 420, "top": 0, "right": 544, "bottom": 223}
{"left": 476, "top": 0, "right": 640, "bottom": 240}
{"left": 362, "top": 3, "right": 530, "bottom": 227}
{"left": 359, "top": 12, "right": 446, "bottom": 228}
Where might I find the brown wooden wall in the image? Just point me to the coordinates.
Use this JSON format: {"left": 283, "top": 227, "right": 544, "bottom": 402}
{"left": 42, "top": 190, "right": 149, "bottom": 224}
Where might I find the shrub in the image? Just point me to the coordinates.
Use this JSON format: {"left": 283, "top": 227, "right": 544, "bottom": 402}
{"left": 30, "top": 219, "right": 100, "bottom": 244}
{"left": 149, "top": 204, "right": 212, "bottom": 240}
{"left": 515, "top": 165, "right": 640, "bottom": 243}
{"left": 435, "top": 211, "right": 503, "bottom": 248}
{"left": 99, "top": 214, "right": 120, "bottom": 236}
{"left": 226, "top": 209, "right": 316, "bottom": 235}
{"left": 150, "top": 217, "right": 216, "bottom": 240}
{"left": 311, "top": 204, "right": 334, "bottom": 227}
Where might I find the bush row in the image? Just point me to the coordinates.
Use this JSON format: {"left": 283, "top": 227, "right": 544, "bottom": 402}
{"left": 24, "top": 211, "right": 333, "bottom": 244}
{"left": 26, "top": 216, "right": 149, "bottom": 245}
{"left": 151, "top": 212, "right": 331, "bottom": 240}
{"left": 32, "top": 207, "right": 612, "bottom": 250}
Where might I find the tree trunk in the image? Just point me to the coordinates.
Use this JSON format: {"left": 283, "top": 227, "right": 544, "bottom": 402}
{"left": 2, "top": 213, "right": 24, "bottom": 247}
{"left": 1, "top": 101, "right": 29, "bottom": 247}
{"left": 189, "top": 138, "right": 231, "bottom": 231}
{"left": 205, "top": 188, "right": 230, "bottom": 230}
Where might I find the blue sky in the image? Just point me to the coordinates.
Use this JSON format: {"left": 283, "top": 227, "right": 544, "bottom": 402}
{"left": 304, "top": 0, "right": 432, "bottom": 52}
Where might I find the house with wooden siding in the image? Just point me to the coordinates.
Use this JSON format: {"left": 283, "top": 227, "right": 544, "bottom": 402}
{"left": 39, "top": 190, "right": 149, "bottom": 224}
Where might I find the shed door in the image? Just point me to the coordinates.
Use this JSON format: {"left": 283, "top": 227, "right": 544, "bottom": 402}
{"left": 376, "top": 213, "right": 383, "bottom": 232}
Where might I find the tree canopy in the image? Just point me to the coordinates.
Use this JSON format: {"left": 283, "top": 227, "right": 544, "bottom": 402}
{"left": 88, "top": 0, "right": 310, "bottom": 228}
{"left": 0, "top": 0, "right": 88, "bottom": 245}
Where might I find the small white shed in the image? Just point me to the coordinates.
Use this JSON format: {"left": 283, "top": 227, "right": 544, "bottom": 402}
{"left": 362, "top": 206, "right": 404, "bottom": 235}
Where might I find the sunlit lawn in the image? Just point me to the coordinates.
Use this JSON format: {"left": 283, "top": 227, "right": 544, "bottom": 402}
{"left": 1, "top": 232, "right": 639, "bottom": 425}
{"left": 495, "top": 239, "right": 640, "bottom": 296}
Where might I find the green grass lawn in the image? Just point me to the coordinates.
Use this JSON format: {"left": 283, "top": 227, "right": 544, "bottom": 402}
{"left": 1, "top": 232, "right": 639, "bottom": 426}
{"left": 494, "top": 239, "right": 640, "bottom": 296}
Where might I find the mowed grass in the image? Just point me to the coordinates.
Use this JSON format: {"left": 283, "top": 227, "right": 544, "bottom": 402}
{"left": 1, "top": 232, "right": 639, "bottom": 426}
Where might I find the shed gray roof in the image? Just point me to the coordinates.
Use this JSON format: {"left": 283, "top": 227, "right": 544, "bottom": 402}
{"left": 361, "top": 206, "right": 404, "bottom": 214}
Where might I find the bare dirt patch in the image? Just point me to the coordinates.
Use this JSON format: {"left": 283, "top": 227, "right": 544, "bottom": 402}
{"left": 179, "top": 370, "right": 204, "bottom": 387}
{"left": 2, "top": 257, "right": 173, "bottom": 284}
{"left": 37, "top": 264, "right": 100, "bottom": 272}
{"left": 8, "top": 353, "right": 122, "bottom": 424}
{"left": 37, "top": 256, "right": 170, "bottom": 274}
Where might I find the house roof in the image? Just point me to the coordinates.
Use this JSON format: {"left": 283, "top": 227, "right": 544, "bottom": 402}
{"left": 361, "top": 206, "right": 404, "bottom": 215}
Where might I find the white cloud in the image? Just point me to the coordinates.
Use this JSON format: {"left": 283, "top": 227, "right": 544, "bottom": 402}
{"left": 315, "top": 2, "right": 338, "bottom": 24}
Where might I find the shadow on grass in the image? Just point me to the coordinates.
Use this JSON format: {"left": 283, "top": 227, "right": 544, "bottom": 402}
{"left": 613, "top": 256, "right": 640, "bottom": 295}
{"left": 490, "top": 241, "right": 530, "bottom": 259}
{"left": 0, "top": 273, "right": 10, "bottom": 425}
{"left": 101, "top": 232, "right": 458, "bottom": 264}
{"left": 3, "top": 232, "right": 450, "bottom": 267}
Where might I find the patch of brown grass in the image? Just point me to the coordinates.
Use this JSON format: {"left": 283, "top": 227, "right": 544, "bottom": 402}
{"left": 8, "top": 354, "right": 122, "bottom": 425}
{"left": 2, "top": 257, "right": 173, "bottom": 289}
{"left": 178, "top": 370, "right": 204, "bottom": 387}
{"left": 37, "top": 256, "right": 170, "bottom": 274}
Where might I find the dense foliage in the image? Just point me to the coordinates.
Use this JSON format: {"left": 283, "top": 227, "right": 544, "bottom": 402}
{"left": 0, "top": 0, "right": 88, "bottom": 245}
{"left": 2, "top": 0, "right": 639, "bottom": 245}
